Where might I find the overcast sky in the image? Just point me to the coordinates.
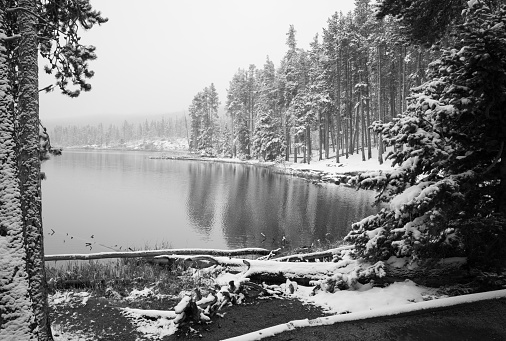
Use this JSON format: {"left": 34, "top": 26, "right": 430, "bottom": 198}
{"left": 39, "top": 0, "right": 356, "bottom": 122}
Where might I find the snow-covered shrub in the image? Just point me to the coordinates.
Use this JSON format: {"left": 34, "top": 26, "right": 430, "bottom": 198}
{"left": 346, "top": 1, "right": 506, "bottom": 269}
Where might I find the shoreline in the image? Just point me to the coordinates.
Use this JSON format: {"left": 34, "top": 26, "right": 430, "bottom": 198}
{"left": 149, "top": 153, "right": 371, "bottom": 187}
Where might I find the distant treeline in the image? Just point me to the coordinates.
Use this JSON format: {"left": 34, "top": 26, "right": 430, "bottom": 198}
{"left": 50, "top": 116, "right": 190, "bottom": 147}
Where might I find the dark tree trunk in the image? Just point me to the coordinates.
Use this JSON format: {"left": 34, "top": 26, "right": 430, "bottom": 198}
{"left": 377, "top": 44, "right": 384, "bottom": 165}
{"left": 335, "top": 45, "right": 341, "bottom": 163}
{"left": 17, "top": 1, "right": 53, "bottom": 339}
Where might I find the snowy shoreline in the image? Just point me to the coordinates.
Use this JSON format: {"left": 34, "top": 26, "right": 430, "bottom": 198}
{"left": 149, "top": 147, "right": 396, "bottom": 187}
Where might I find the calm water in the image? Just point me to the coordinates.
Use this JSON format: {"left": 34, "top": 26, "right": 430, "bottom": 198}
{"left": 41, "top": 150, "right": 379, "bottom": 255}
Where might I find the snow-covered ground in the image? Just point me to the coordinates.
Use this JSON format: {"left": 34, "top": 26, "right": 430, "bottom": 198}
{"left": 49, "top": 279, "right": 506, "bottom": 341}
{"left": 224, "top": 288, "right": 506, "bottom": 341}
{"left": 285, "top": 148, "right": 395, "bottom": 175}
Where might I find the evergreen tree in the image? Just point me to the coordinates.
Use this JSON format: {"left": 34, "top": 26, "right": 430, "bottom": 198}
{"left": 375, "top": 0, "right": 464, "bottom": 46}
{"left": 0, "top": 1, "right": 106, "bottom": 339}
{"left": 226, "top": 69, "right": 251, "bottom": 158}
{"left": 188, "top": 84, "right": 221, "bottom": 154}
{"left": 346, "top": 1, "right": 506, "bottom": 269}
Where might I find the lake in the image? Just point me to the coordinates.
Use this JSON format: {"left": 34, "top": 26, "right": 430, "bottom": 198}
{"left": 41, "top": 150, "right": 380, "bottom": 255}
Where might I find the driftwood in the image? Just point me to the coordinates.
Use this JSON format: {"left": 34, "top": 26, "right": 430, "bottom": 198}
{"left": 44, "top": 247, "right": 271, "bottom": 262}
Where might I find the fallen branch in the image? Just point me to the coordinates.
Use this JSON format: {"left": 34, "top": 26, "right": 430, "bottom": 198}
{"left": 156, "top": 255, "right": 359, "bottom": 286}
{"left": 44, "top": 247, "right": 271, "bottom": 262}
{"left": 273, "top": 245, "right": 354, "bottom": 262}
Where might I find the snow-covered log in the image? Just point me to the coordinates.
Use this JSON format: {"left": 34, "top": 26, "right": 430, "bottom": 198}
{"left": 44, "top": 247, "right": 271, "bottom": 261}
{"left": 156, "top": 255, "right": 374, "bottom": 286}
{"left": 273, "top": 245, "right": 354, "bottom": 262}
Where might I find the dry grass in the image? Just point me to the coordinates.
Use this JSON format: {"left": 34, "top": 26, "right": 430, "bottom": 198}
{"left": 45, "top": 242, "right": 201, "bottom": 296}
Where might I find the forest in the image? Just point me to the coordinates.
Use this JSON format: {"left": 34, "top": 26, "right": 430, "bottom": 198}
{"left": 50, "top": 116, "right": 188, "bottom": 147}
{"left": 188, "top": 0, "right": 436, "bottom": 164}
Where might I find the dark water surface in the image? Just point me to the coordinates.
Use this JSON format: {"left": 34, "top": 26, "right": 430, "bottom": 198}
{"left": 41, "top": 150, "right": 379, "bottom": 255}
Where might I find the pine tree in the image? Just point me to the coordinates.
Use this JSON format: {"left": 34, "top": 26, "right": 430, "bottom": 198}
{"left": 188, "top": 84, "right": 221, "bottom": 154}
{"left": 0, "top": 1, "right": 106, "bottom": 340}
{"left": 346, "top": 1, "right": 506, "bottom": 269}
{"left": 0, "top": 5, "right": 37, "bottom": 340}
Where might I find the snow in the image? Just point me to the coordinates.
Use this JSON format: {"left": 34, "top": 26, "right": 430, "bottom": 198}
{"left": 50, "top": 291, "right": 91, "bottom": 307}
{"left": 286, "top": 148, "right": 395, "bottom": 174}
{"left": 224, "top": 289, "right": 506, "bottom": 341}
{"left": 468, "top": 0, "right": 479, "bottom": 8}
{"left": 121, "top": 307, "right": 178, "bottom": 340}
{"left": 390, "top": 182, "right": 432, "bottom": 218}
{"left": 293, "top": 280, "right": 436, "bottom": 314}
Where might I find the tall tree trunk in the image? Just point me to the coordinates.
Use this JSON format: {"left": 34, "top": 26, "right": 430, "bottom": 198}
{"left": 306, "top": 125, "right": 311, "bottom": 164}
{"left": 284, "top": 118, "right": 290, "bottom": 161}
{"left": 377, "top": 44, "right": 384, "bottom": 165}
{"left": 366, "top": 79, "right": 372, "bottom": 160}
{"left": 318, "top": 112, "right": 323, "bottom": 161}
{"left": 0, "top": 6, "right": 37, "bottom": 340}
{"left": 294, "top": 134, "right": 298, "bottom": 163}
{"left": 329, "top": 115, "right": 336, "bottom": 152}
{"left": 359, "top": 69, "right": 365, "bottom": 161}
{"left": 500, "top": 142, "right": 506, "bottom": 215}
{"left": 324, "top": 112, "right": 330, "bottom": 159}
{"left": 348, "top": 59, "right": 354, "bottom": 155}
{"left": 17, "top": 1, "right": 53, "bottom": 339}
{"left": 335, "top": 44, "right": 341, "bottom": 163}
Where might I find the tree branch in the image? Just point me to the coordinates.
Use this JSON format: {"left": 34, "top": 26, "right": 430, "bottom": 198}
{"left": 0, "top": 33, "right": 21, "bottom": 41}
{"left": 482, "top": 141, "right": 504, "bottom": 175}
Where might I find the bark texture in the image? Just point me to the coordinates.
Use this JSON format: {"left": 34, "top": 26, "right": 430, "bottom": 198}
{"left": 16, "top": 1, "right": 53, "bottom": 339}
{"left": 0, "top": 4, "right": 37, "bottom": 339}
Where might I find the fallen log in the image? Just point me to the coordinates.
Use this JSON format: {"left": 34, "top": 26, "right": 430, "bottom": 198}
{"left": 155, "top": 255, "right": 358, "bottom": 286}
{"left": 273, "top": 245, "right": 354, "bottom": 262}
{"left": 44, "top": 247, "right": 271, "bottom": 262}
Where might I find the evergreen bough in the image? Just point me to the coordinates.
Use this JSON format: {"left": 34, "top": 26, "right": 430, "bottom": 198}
{"left": 345, "top": 1, "right": 506, "bottom": 270}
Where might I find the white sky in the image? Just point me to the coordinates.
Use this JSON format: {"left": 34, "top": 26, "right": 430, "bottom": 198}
{"left": 39, "top": 0, "right": 355, "bottom": 122}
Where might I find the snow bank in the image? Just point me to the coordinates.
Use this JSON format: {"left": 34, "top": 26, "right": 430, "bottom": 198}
{"left": 293, "top": 280, "right": 437, "bottom": 315}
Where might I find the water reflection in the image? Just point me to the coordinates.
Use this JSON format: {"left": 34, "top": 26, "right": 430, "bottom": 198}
{"left": 42, "top": 151, "right": 380, "bottom": 255}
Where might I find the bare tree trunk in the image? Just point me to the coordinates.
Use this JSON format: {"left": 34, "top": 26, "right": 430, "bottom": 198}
{"left": 294, "top": 134, "right": 298, "bottom": 163}
{"left": 377, "top": 44, "right": 384, "bottom": 165}
{"left": 329, "top": 115, "right": 336, "bottom": 153}
{"left": 318, "top": 112, "right": 323, "bottom": 161}
{"left": 0, "top": 6, "right": 37, "bottom": 339}
{"left": 335, "top": 44, "right": 341, "bottom": 163}
{"left": 366, "top": 79, "right": 372, "bottom": 160}
{"left": 324, "top": 112, "right": 330, "bottom": 159}
{"left": 17, "top": 1, "right": 53, "bottom": 339}
{"left": 306, "top": 125, "right": 311, "bottom": 164}
{"left": 284, "top": 120, "right": 289, "bottom": 161}
{"left": 359, "top": 69, "right": 365, "bottom": 161}
{"left": 500, "top": 142, "right": 506, "bottom": 215}
{"left": 348, "top": 59, "right": 354, "bottom": 155}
